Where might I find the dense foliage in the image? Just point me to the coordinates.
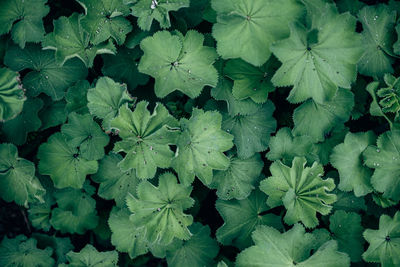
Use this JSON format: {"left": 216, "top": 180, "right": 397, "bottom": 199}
{"left": 1, "top": 0, "right": 400, "bottom": 266}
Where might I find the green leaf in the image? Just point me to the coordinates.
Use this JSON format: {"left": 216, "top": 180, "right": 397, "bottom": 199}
{"left": 131, "top": 0, "right": 190, "bottom": 31}
{"left": 271, "top": 14, "right": 362, "bottom": 104}
{"left": 395, "top": 23, "right": 400, "bottom": 55}
{"left": 210, "top": 153, "right": 263, "bottom": 200}
{"left": 111, "top": 101, "right": 178, "bottom": 179}
{"left": 92, "top": 153, "right": 140, "bottom": 207}
{"left": 50, "top": 182, "right": 99, "bottom": 234}
{"left": 126, "top": 172, "right": 194, "bottom": 245}
{"left": 28, "top": 178, "right": 54, "bottom": 231}
{"left": 222, "top": 101, "right": 276, "bottom": 159}
{"left": 61, "top": 244, "right": 118, "bottom": 266}
{"left": 0, "top": 67, "right": 25, "bottom": 122}
{"left": 138, "top": 30, "right": 218, "bottom": 98}
{"left": 260, "top": 157, "right": 336, "bottom": 228}
{"left": 101, "top": 47, "right": 149, "bottom": 91}
{"left": 314, "top": 125, "right": 348, "bottom": 165}
{"left": 329, "top": 211, "right": 364, "bottom": 262}
{"left": 0, "top": 0, "right": 49, "bottom": 48}
{"left": 38, "top": 132, "right": 98, "bottom": 189}
{"left": 0, "top": 235, "right": 54, "bottom": 267}
{"left": 216, "top": 189, "right": 282, "bottom": 250}
{"left": 211, "top": 78, "right": 260, "bottom": 117}
{"left": 362, "top": 211, "right": 400, "bottom": 266}
{"left": 377, "top": 74, "right": 400, "bottom": 115}
{"left": 211, "top": 0, "right": 304, "bottom": 66}
{"left": 87, "top": 76, "right": 135, "bottom": 132}
{"left": 0, "top": 143, "right": 45, "bottom": 207}
{"left": 224, "top": 58, "right": 278, "bottom": 103}
{"left": 236, "top": 224, "right": 350, "bottom": 267}
{"left": 43, "top": 13, "right": 116, "bottom": 68}
{"left": 266, "top": 127, "right": 318, "bottom": 165}
{"left": 333, "top": 190, "right": 367, "bottom": 213}
{"left": 78, "top": 0, "right": 132, "bottom": 45}
{"left": 62, "top": 112, "right": 109, "bottom": 161}
{"left": 357, "top": 4, "right": 397, "bottom": 77}
{"left": 166, "top": 223, "right": 219, "bottom": 267}
{"left": 336, "top": 0, "right": 365, "bottom": 16}
{"left": 366, "top": 81, "right": 393, "bottom": 126}
{"left": 65, "top": 80, "right": 90, "bottom": 114}
{"left": 330, "top": 131, "right": 375, "bottom": 197}
{"left": 1, "top": 97, "right": 43, "bottom": 145}
{"left": 31, "top": 234, "right": 73, "bottom": 265}
{"left": 108, "top": 207, "right": 148, "bottom": 259}
{"left": 172, "top": 108, "right": 233, "bottom": 186}
{"left": 363, "top": 129, "right": 400, "bottom": 201}
{"left": 372, "top": 193, "right": 397, "bottom": 208}
{"left": 4, "top": 44, "right": 88, "bottom": 100}
{"left": 38, "top": 96, "right": 68, "bottom": 130}
{"left": 293, "top": 88, "right": 354, "bottom": 142}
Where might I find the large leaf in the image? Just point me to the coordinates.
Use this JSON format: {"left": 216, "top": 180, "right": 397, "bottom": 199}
{"left": 330, "top": 131, "right": 375, "bottom": 197}
{"left": 216, "top": 189, "right": 282, "bottom": 250}
{"left": 138, "top": 30, "right": 218, "bottom": 98}
{"left": 363, "top": 129, "right": 400, "bottom": 201}
{"left": 0, "top": 67, "right": 25, "bottom": 122}
{"left": 78, "top": 0, "right": 132, "bottom": 45}
{"left": 0, "top": 0, "right": 49, "bottom": 48}
{"left": 172, "top": 108, "right": 233, "bottom": 186}
{"left": 126, "top": 172, "right": 194, "bottom": 245}
{"left": 271, "top": 10, "right": 363, "bottom": 104}
{"left": 43, "top": 13, "right": 116, "bottom": 67}
{"left": 38, "top": 132, "right": 98, "bottom": 189}
{"left": 0, "top": 143, "right": 45, "bottom": 207}
{"left": 4, "top": 44, "right": 87, "bottom": 100}
{"left": 362, "top": 211, "right": 400, "bottom": 266}
{"left": 357, "top": 4, "right": 397, "bottom": 77}
{"left": 211, "top": 0, "right": 304, "bottom": 66}
{"left": 131, "top": 0, "right": 190, "bottom": 31}
{"left": 236, "top": 224, "right": 350, "bottom": 267}
{"left": 260, "top": 157, "right": 336, "bottom": 228}
{"left": 111, "top": 101, "right": 178, "bottom": 179}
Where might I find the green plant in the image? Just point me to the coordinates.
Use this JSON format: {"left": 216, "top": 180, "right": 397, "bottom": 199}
{"left": 1, "top": 0, "right": 400, "bottom": 266}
